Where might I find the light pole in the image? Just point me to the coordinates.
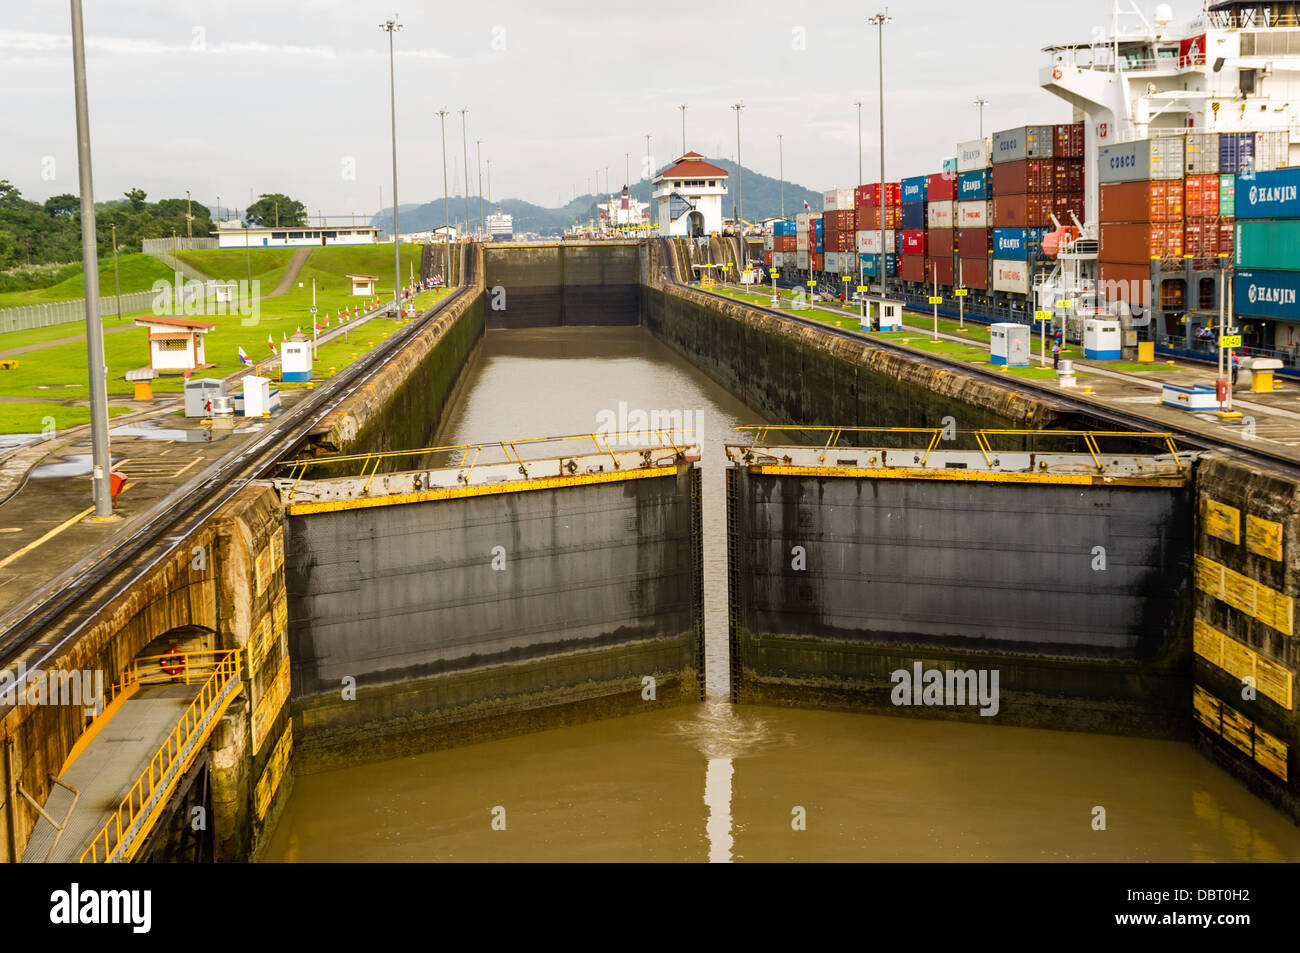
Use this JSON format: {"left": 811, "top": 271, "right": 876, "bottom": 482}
{"left": 777, "top": 133, "right": 785, "bottom": 221}
{"left": 70, "top": 0, "right": 112, "bottom": 518}
{"left": 476, "top": 138, "right": 484, "bottom": 238}
{"left": 732, "top": 101, "right": 744, "bottom": 251}
{"left": 645, "top": 133, "right": 653, "bottom": 231}
{"left": 855, "top": 101, "right": 863, "bottom": 186}
{"left": 437, "top": 109, "right": 450, "bottom": 271}
{"left": 459, "top": 107, "right": 470, "bottom": 242}
{"left": 975, "top": 96, "right": 988, "bottom": 138}
{"left": 110, "top": 222, "right": 122, "bottom": 320}
{"left": 869, "top": 9, "right": 892, "bottom": 298}
{"left": 679, "top": 104, "right": 687, "bottom": 154}
{"left": 487, "top": 159, "right": 492, "bottom": 203}
{"left": 379, "top": 14, "right": 403, "bottom": 316}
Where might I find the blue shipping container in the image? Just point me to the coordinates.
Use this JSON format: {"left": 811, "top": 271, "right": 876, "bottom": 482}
{"left": 942, "top": 157, "right": 958, "bottom": 174}
{"left": 773, "top": 220, "right": 797, "bottom": 237}
{"left": 957, "top": 170, "right": 991, "bottom": 201}
{"left": 814, "top": 219, "right": 824, "bottom": 232}
{"left": 1220, "top": 133, "right": 1255, "bottom": 175}
{"left": 1234, "top": 167, "right": 1300, "bottom": 220}
{"left": 859, "top": 253, "right": 898, "bottom": 277}
{"left": 901, "top": 176, "right": 929, "bottom": 204}
{"left": 901, "top": 203, "right": 926, "bottom": 230}
{"left": 993, "top": 228, "right": 1037, "bottom": 260}
{"left": 1234, "top": 269, "right": 1300, "bottom": 320}
{"left": 815, "top": 237, "right": 824, "bottom": 252}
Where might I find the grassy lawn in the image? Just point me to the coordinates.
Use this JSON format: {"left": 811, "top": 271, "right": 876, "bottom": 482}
{"left": 176, "top": 247, "right": 299, "bottom": 290}
{"left": 0, "top": 254, "right": 177, "bottom": 307}
{"left": 1112, "top": 362, "right": 1174, "bottom": 373}
{"left": 0, "top": 403, "right": 133, "bottom": 434}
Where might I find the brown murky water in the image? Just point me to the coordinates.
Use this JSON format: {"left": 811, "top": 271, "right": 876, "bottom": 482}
{"left": 263, "top": 326, "right": 1300, "bottom": 862}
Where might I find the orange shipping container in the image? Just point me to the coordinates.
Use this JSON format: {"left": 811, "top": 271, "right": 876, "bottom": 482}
{"left": 1184, "top": 174, "right": 1219, "bottom": 219}
{"left": 1100, "top": 223, "right": 1183, "bottom": 263}
{"left": 1100, "top": 181, "right": 1184, "bottom": 223}
{"left": 992, "top": 194, "right": 1053, "bottom": 227}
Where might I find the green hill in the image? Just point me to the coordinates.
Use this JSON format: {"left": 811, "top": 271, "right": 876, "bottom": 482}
{"left": 0, "top": 253, "right": 175, "bottom": 307}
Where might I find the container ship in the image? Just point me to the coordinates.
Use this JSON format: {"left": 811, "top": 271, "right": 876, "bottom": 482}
{"left": 761, "top": 0, "right": 1300, "bottom": 374}
{"left": 486, "top": 209, "right": 514, "bottom": 241}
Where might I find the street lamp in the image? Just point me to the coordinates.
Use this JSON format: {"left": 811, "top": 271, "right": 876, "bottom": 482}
{"left": 476, "top": 139, "right": 484, "bottom": 239}
{"left": 869, "top": 8, "right": 892, "bottom": 298}
{"left": 732, "top": 101, "right": 744, "bottom": 253}
{"left": 437, "top": 109, "right": 450, "bottom": 270}
{"left": 70, "top": 0, "right": 112, "bottom": 518}
{"left": 975, "top": 96, "right": 988, "bottom": 138}
{"left": 679, "top": 105, "right": 688, "bottom": 154}
{"left": 379, "top": 14, "right": 403, "bottom": 316}
{"left": 777, "top": 133, "right": 784, "bottom": 220}
{"left": 645, "top": 133, "right": 653, "bottom": 230}
{"left": 459, "top": 107, "right": 470, "bottom": 242}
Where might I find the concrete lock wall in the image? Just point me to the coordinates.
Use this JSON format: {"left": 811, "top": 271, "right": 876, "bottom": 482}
{"left": 483, "top": 243, "right": 641, "bottom": 329}
{"left": 1191, "top": 454, "right": 1300, "bottom": 820}
{"left": 285, "top": 464, "right": 704, "bottom": 768}
{"left": 726, "top": 467, "right": 1196, "bottom": 736}
{"left": 641, "top": 241, "right": 1075, "bottom": 437}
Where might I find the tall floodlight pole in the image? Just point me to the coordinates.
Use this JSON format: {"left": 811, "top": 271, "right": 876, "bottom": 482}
{"left": 870, "top": 9, "right": 892, "bottom": 297}
{"left": 110, "top": 222, "right": 122, "bottom": 321}
{"left": 680, "top": 104, "right": 687, "bottom": 154}
{"left": 437, "top": 109, "right": 450, "bottom": 267}
{"left": 379, "top": 14, "right": 403, "bottom": 315}
{"left": 732, "top": 101, "right": 744, "bottom": 255}
{"left": 855, "top": 101, "right": 864, "bottom": 186}
{"left": 476, "top": 138, "right": 484, "bottom": 238}
{"left": 975, "top": 96, "right": 988, "bottom": 138}
{"left": 459, "top": 108, "right": 470, "bottom": 241}
{"left": 70, "top": 0, "right": 112, "bottom": 518}
{"left": 777, "top": 133, "right": 784, "bottom": 220}
{"left": 487, "top": 159, "right": 492, "bottom": 203}
{"left": 645, "top": 134, "right": 653, "bottom": 229}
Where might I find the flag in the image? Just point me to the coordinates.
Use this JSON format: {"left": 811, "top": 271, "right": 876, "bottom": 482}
{"left": 237, "top": 346, "right": 252, "bottom": 367}
{"left": 295, "top": 325, "right": 301, "bottom": 336}
{"left": 267, "top": 334, "right": 276, "bottom": 355}
{"left": 803, "top": 200, "right": 810, "bottom": 210}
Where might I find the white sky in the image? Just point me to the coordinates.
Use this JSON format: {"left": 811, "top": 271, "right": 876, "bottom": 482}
{"left": 0, "top": 1, "right": 1188, "bottom": 215}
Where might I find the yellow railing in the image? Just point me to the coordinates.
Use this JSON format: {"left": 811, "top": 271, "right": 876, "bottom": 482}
{"left": 280, "top": 429, "right": 697, "bottom": 496}
{"left": 78, "top": 649, "right": 241, "bottom": 863}
{"left": 735, "top": 426, "right": 1185, "bottom": 473}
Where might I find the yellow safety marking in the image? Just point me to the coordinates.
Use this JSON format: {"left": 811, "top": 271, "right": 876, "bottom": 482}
{"left": 255, "top": 544, "right": 271, "bottom": 597}
{"left": 1194, "top": 618, "right": 1293, "bottom": 710}
{"left": 59, "top": 681, "right": 140, "bottom": 777}
{"left": 1195, "top": 554, "right": 1294, "bottom": 636}
{"left": 747, "top": 465, "right": 1187, "bottom": 487}
{"left": 252, "top": 655, "right": 291, "bottom": 754}
{"left": 248, "top": 613, "right": 274, "bottom": 675}
{"left": 1193, "top": 685, "right": 1289, "bottom": 781}
{"left": 288, "top": 465, "right": 679, "bottom": 516}
{"left": 253, "top": 721, "right": 293, "bottom": 821}
{"left": 1246, "top": 515, "right": 1284, "bottom": 562}
{"left": 1203, "top": 499, "right": 1241, "bottom": 544}
{"left": 0, "top": 506, "right": 95, "bottom": 571}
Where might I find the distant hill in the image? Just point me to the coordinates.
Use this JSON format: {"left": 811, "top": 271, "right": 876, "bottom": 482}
{"left": 373, "top": 159, "right": 824, "bottom": 236}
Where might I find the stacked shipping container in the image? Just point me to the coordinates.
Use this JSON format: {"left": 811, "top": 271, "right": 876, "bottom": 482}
{"left": 1234, "top": 167, "right": 1300, "bottom": 349}
{"left": 856, "top": 183, "right": 901, "bottom": 278}
{"left": 899, "top": 175, "right": 929, "bottom": 283}
{"left": 955, "top": 137, "right": 992, "bottom": 291}
{"left": 926, "top": 171, "right": 956, "bottom": 285}
{"left": 1097, "top": 137, "right": 1186, "bottom": 309}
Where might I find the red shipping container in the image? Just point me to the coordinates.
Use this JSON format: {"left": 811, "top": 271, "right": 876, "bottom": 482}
{"left": 899, "top": 254, "right": 927, "bottom": 283}
{"left": 992, "top": 158, "right": 1055, "bottom": 195}
{"left": 1053, "top": 193, "right": 1085, "bottom": 220}
{"left": 957, "top": 228, "right": 991, "bottom": 257}
{"left": 763, "top": 250, "right": 773, "bottom": 266}
{"left": 902, "top": 229, "right": 928, "bottom": 255}
{"left": 926, "top": 172, "right": 957, "bottom": 202}
{"left": 1184, "top": 174, "right": 1219, "bottom": 218}
{"left": 1054, "top": 123, "right": 1085, "bottom": 158}
{"left": 1183, "top": 219, "right": 1218, "bottom": 258}
{"left": 774, "top": 235, "right": 797, "bottom": 253}
{"left": 959, "top": 256, "right": 990, "bottom": 290}
{"left": 1100, "top": 223, "right": 1184, "bottom": 263}
{"left": 810, "top": 253, "right": 824, "bottom": 272}
{"left": 827, "top": 209, "right": 856, "bottom": 231}
{"left": 856, "top": 206, "right": 878, "bottom": 231}
{"left": 1218, "top": 221, "right": 1234, "bottom": 257}
{"left": 824, "top": 230, "right": 854, "bottom": 252}
{"left": 1098, "top": 263, "right": 1152, "bottom": 307}
{"left": 992, "top": 194, "right": 1053, "bottom": 227}
{"left": 1100, "top": 181, "right": 1183, "bottom": 223}
{"left": 854, "top": 183, "right": 902, "bottom": 208}
{"left": 928, "top": 227, "right": 955, "bottom": 256}
{"left": 1052, "top": 158, "right": 1084, "bottom": 193}
{"left": 932, "top": 255, "right": 955, "bottom": 286}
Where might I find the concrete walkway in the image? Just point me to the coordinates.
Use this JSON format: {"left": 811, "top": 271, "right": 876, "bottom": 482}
{"left": 20, "top": 682, "right": 202, "bottom": 862}
{"left": 262, "top": 248, "right": 313, "bottom": 300}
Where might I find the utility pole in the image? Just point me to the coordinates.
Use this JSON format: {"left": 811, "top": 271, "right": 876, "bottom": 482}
{"left": 70, "top": 0, "right": 112, "bottom": 519}
{"left": 110, "top": 222, "right": 122, "bottom": 320}
{"left": 476, "top": 138, "right": 484, "bottom": 238}
{"left": 645, "top": 133, "right": 653, "bottom": 231}
{"left": 855, "top": 101, "right": 863, "bottom": 187}
{"left": 679, "top": 104, "right": 687, "bottom": 154}
{"left": 975, "top": 96, "right": 988, "bottom": 138}
{"left": 778, "top": 133, "right": 784, "bottom": 220}
{"left": 732, "top": 101, "right": 744, "bottom": 252}
{"left": 870, "top": 9, "right": 892, "bottom": 298}
{"left": 487, "top": 158, "right": 492, "bottom": 203}
{"left": 437, "top": 109, "right": 450, "bottom": 264}
{"left": 459, "top": 107, "right": 470, "bottom": 242}
{"left": 186, "top": 189, "right": 193, "bottom": 249}
{"left": 379, "top": 14, "right": 403, "bottom": 316}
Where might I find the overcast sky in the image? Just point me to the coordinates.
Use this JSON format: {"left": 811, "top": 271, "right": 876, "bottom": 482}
{"left": 1, "top": 1, "right": 1184, "bottom": 217}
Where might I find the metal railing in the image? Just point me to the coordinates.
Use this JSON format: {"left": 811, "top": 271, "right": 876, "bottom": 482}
{"left": 735, "top": 425, "right": 1186, "bottom": 473}
{"left": 140, "top": 237, "right": 218, "bottom": 254}
{"left": 78, "top": 648, "right": 241, "bottom": 863}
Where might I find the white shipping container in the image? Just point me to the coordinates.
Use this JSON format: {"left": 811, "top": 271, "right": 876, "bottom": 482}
{"left": 991, "top": 258, "right": 1031, "bottom": 295}
{"left": 796, "top": 250, "right": 810, "bottom": 270}
{"left": 763, "top": 236, "right": 774, "bottom": 251}
{"left": 927, "top": 201, "right": 954, "bottom": 229}
{"left": 956, "top": 138, "right": 991, "bottom": 172}
{"left": 1185, "top": 133, "right": 1220, "bottom": 175}
{"left": 956, "top": 200, "right": 991, "bottom": 229}
{"left": 772, "top": 252, "right": 787, "bottom": 268}
{"left": 796, "top": 233, "right": 809, "bottom": 250}
{"left": 822, "top": 188, "right": 855, "bottom": 211}
{"left": 857, "top": 229, "right": 896, "bottom": 254}
{"left": 824, "top": 251, "right": 849, "bottom": 274}
{"left": 1255, "top": 131, "right": 1290, "bottom": 172}
{"left": 1098, "top": 138, "right": 1184, "bottom": 183}
{"left": 796, "top": 212, "right": 810, "bottom": 228}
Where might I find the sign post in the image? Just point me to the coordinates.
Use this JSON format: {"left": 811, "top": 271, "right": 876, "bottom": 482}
{"left": 1034, "top": 310, "right": 1051, "bottom": 366}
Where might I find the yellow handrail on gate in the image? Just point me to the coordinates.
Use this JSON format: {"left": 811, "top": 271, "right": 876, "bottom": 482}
{"left": 78, "top": 649, "right": 241, "bottom": 863}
